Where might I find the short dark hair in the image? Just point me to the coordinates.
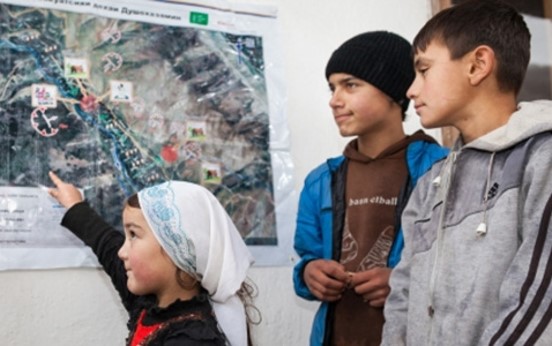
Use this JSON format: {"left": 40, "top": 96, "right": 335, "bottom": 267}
{"left": 125, "top": 193, "right": 140, "bottom": 208}
{"left": 413, "top": 0, "right": 531, "bottom": 95}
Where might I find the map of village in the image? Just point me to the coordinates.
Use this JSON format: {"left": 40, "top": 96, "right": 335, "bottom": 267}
{"left": 0, "top": 2, "right": 277, "bottom": 245}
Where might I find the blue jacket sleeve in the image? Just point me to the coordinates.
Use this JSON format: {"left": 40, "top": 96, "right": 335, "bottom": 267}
{"left": 293, "top": 180, "right": 322, "bottom": 300}
{"left": 293, "top": 168, "right": 330, "bottom": 301}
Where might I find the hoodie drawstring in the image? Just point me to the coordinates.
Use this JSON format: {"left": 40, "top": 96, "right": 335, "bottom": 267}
{"left": 476, "top": 152, "right": 496, "bottom": 237}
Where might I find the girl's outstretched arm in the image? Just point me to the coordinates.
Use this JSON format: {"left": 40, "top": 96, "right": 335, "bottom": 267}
{"left": 48, "top": 171, "right": 138, "bottom": 310}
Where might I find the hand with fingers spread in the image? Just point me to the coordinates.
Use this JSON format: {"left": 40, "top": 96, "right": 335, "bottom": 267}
{"left": 303, "top": 259, "right": 350, "bottom": 302}
{"left": 48, "top": 171, "right": 84, "bottom": 209}
{"left": 349, "top": 267, "right": 391, "bottom": 307}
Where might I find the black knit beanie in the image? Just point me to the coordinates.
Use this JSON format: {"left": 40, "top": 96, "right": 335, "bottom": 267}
{"left": 325, "top": 31, "right": 415, "bottom": 113}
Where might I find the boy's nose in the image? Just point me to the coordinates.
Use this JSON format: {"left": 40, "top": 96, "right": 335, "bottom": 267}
{"left": 329, "top": 91, "right": 343, "bottom": 108}
{"left": 406, "top": 79, "right": 419, "bottom": 100}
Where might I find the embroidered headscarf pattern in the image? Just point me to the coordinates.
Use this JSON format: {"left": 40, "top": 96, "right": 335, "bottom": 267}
{"left": 139, "top": 182, "right": 198, "bottom": 279}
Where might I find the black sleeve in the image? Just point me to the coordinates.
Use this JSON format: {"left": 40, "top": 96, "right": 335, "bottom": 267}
{"left": 61, "top": 201, "right": 138, "bottom": 310}
{"left": 162, "top": 320, "right": 226, "bottom": 346}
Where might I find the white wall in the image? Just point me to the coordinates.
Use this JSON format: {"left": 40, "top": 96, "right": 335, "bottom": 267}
{"left": 0, "top": 1, "right": 438, "bottom": 345}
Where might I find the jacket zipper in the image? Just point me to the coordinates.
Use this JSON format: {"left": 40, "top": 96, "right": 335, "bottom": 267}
{"left": 427, "top": 150, "right": 457, "bottom": 343}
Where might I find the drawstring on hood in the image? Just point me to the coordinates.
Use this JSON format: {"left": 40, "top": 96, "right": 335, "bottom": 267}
{"left": 477, "top": 152, "right": 496, "bottom": 237}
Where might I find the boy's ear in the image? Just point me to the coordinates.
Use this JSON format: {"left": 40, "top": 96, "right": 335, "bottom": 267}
{"left": 467, "top": 45, "right": 495, "bottom": 86}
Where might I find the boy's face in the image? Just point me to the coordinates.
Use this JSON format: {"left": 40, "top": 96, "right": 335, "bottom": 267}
{"left": 408, "top": 41, "right": 471, "bottom": 129}
{"left": 119, "top": 206, "right": 178, "bottom": 299}
{"left": 328, "top": 73, "right": 399, "bottom": 138}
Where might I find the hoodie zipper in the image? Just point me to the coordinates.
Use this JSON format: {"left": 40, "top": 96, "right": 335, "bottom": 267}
{"left": 427, "top": 150, "right": 457, "bottom": 343}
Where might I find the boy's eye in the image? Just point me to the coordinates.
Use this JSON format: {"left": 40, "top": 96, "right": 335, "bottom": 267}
{"left": 345, "top": 82, "right": 357, "bottom": 89}
{"left": 128, "top": 230, "right": 137, "bottom": 239}
{"left": 418, "top": 67, "right": 429, "bottom": 76}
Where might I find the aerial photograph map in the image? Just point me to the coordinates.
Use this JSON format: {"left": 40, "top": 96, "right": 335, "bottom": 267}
{"left": 0, "top": 0, "right": 278, "bottom": 250}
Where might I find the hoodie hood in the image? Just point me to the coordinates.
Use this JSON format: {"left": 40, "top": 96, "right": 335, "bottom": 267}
{"left": 466, "top": 100, "right": 552, "bottom": 152}
{"left": 344, "top": 130, "right": 435, "bottom": 163}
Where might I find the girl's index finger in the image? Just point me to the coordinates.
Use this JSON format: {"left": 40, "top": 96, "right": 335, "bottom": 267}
{"left": 48, "top": 171, "right": 63, "bottom": 186}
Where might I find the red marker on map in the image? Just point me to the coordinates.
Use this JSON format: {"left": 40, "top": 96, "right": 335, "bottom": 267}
{"left": 160, "top": 145, "right": 178, "bottom": 163}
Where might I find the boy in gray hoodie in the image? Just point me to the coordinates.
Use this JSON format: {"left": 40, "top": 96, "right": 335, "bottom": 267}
{"left": 382, "top": 0, "right": 552, "bottom": 345}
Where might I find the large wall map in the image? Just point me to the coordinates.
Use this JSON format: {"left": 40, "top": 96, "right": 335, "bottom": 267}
{"left": 0, "top": 0, "right": 289, "bottom": 264}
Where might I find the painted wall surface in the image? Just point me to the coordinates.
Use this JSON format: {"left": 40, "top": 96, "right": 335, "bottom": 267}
{"left": 0, "top": 1, "right": 437, "bottom": 345}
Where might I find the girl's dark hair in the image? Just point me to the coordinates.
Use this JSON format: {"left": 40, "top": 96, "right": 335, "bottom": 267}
{"left": 126, "top": 193, "right": 140, "bottom": 208}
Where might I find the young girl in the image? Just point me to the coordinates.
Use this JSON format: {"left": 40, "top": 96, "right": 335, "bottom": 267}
{"left": 48, "top": 171, "right": 254, "bottom": 345}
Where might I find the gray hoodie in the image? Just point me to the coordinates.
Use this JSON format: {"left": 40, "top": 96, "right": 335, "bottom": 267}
{"left": 382, "top": 100, "right": 552, "bottom": 346}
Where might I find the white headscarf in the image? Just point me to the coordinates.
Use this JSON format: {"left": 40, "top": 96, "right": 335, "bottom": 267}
{"left": 138, "top": 181, "right": 254, "bottom": 346}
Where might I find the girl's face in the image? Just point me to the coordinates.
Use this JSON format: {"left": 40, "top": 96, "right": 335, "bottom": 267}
{"left": 118, "top": 206, "right": 179, "bottom": 305}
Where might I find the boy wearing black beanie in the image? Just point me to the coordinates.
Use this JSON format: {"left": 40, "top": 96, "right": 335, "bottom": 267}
{"left": 292, "top": 31, "right": 448, "bottom": 346}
